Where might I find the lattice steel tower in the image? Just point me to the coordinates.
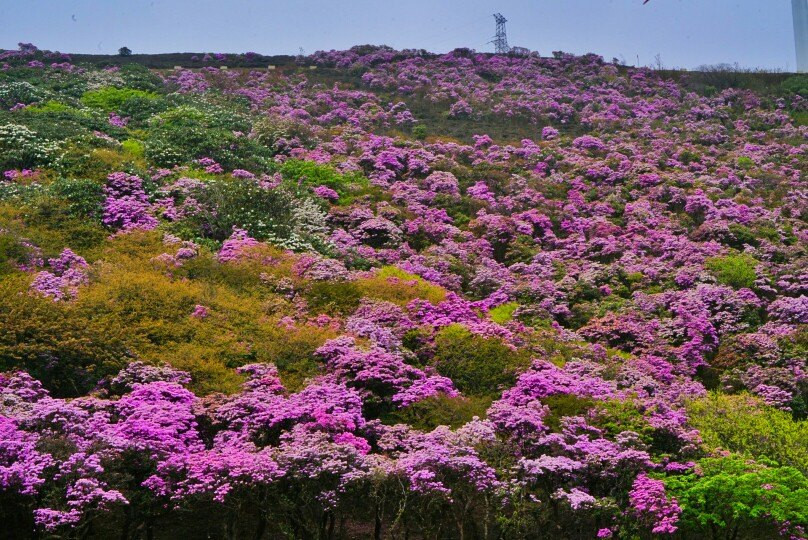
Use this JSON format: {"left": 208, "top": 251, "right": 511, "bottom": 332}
{"left": 490, "top": 13, "right": 510, "bottom": 54}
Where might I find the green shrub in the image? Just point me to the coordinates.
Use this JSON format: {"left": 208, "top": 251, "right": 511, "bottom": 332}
{"left": 736, "top": 156, "right": 754, "bottom": 169}
{"left": 47, "top": 178, "right": 105, "bottom": 218}
{"left": 503, "top": 234, "right": 540, "bottom": 265}
{"left": 489, "top": 302, "right": 518, "bottom": 324}
{"left": 145, "top": 112, "right": 230, "bottom": 166}
{"left": 18, "top": 195, "right": 107, "bottom": 253}
{"left": 16, "top": 102, "right": 107, "bottom": 142}
{"left": 382, "top": 394, "right": 491, "bottom": 430}
{"left": 432, "top": 324, "right": 530, "bottom": 396}
{"left": 0, "top": 123, "right": 62, "bottom": 170}
{"left": 145, "top": 106, "right": 270, "bottom": 168}
{"left": 119, "top": 64, "right": 164, "bottom": 92}
{"left": 781, "top": 75, "right": 808, "bottom": 97}
{"left": 81, "top": 87, "right": 158, "bottom": 111}
{"left": 0, "top": 232, "right": 33, "bottom": 275}
{"left": 0, "top": 276, "right": 131, "bottom": 396}
{"left": 280, "top": 159, "right": 367, "bottom": 196}
{"left": 541, "top": 394, "right": 595, "bottom": 432}
{"left": 687, "top": 393, "right": 808, "bottom": 473}
{"left": 355, "top": 266, "right": 446, "bottom": 305}
{"left": 303, "top": 280, "right": 363, "bottom": 316}
{"left": 0, "top": 80, "right": 45, "bottom": 108}
{"left": 678, "top": 149, "right": 700, "bottom": 165}
{"left": 412, "top": 124, "right": 428, "bottom": 140}
{"left": 188, "top": 178, "right": 296, "bottom": 242}
{"left": 705, "top": 254, "right": 757, "bottom": 289}
{"left": 590, "top": 399, "right": 654, "bottom": 442}
{"left": 664, "top": 456, "right": 808, "bottom": 539}
{"left": 726, "top": 223, "right": 758, "bottom": 249}
{"left": 251, "top": 114, "right": 316, "bottom": 150}
{"left": 121, "top": 138, "right": 145, "bottom": 157}
{"left": 26, "top": 100, "right": 75, "bottom": 114}
{"left": 118, "top": 95, "right": 169, "bottom": 123}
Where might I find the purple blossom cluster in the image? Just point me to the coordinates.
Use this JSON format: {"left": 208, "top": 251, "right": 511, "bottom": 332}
{"left": 102, "top": 172, "right": 158, "bottom": 232}
{"left": 29, "top": 248, "right": 89, "bottom": 301}
{"left": 629, "top": 473, "right": 682, "bottom": 534}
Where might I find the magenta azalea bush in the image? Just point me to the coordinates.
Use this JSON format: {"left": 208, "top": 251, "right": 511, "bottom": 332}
{"left": 0, "top": 43, "right": 806, "bottom": 538}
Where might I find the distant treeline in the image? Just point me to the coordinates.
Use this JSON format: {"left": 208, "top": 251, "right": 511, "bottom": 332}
{"left": 67, "top": 52, "right": 299, "bottom": 69}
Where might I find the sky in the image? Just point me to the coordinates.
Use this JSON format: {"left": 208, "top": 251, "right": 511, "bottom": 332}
{"left": 0, "top": 0, "right": 799, "bottom": 71}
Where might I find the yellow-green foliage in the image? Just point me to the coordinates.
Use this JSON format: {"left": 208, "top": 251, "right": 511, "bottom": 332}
{"left": 736, "top": 156, "right": 754, "bottom": 169}
{"left": 304, "top": 263, "right": 446, "bottom": 316}
{"left": 687, "top": 393, "right": 808, "bottom": 473}
{"left": 355, "top": 266, "right": 446, "bottom": 305}
{"left": 58, "top": 144, "right": 146, "bottom": 180}
{"left": 304, "top": 280, "right": 363, "bottom": 316}
{"left": 92, "top": 148, "right": 147, "bottom": 173}
{"left": 382, "top": 394, "right": 492, "bottom": 430}
{"left": 705, "top": 254, "right": 757, "bottom": 289}
{"left": 253, "top": 323, "right": 338, "bottom": 391}
{"left": 26, "top": 101, "right": 78, "bottom": 114}
{"left": 121, "top": 139, "right": 145, "bottom": 157}
{"left": 62, "top": 232, "right": 336, "bottom": 394}
{"left": 174, "top": 243, "right": 295, "bottom": 293}
{"left": 526, "top": 330, "right": 596, "bottom": 368}
{"left": 0, "top": 200, "right": 107, "bottom": 258}
{"left": 280, "top": 159, "right": 367, "bottom": 195}
{"left": 489, "top": 302, "right": 518, "bottom": 324}
{"left": 75, "top": 267, "right": 207, "bottom": 354}
{"left": 81, "top": 87, "right": 157, "bottom": 111}
{"left": 433, "top": 323, "right": 530, "bottom": 397}
{"left": 92, "top": 229, "right": 167, "bottom": 263}
{"left": 0, "top": 275, "right": 130, "bottom": 397}
{"left": 541, "top": 394, "right": 596, "bottom": 432}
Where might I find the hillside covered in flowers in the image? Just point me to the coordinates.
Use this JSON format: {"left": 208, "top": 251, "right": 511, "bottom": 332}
{"left": 0, "top": 43, "right": 807, "bottom": 539}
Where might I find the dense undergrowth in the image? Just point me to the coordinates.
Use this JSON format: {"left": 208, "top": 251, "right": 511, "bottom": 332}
{"left": 0, "top": 42, "right": 806, "bottom": 539}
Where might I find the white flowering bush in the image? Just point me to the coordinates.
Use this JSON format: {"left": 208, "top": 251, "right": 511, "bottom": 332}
{"left": 0, "top": 81, "right": 45, "bottom": 108}
{"left": 292, "top": 197, "right": 332, "bottom": 250}
{"left": 82, "top": 70, "right": 126, "bottom": 92}
{"left": 0, "top": 123, "right": 63, "bottom": 170}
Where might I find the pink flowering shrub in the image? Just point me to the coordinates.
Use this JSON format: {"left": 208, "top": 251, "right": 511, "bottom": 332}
{"left": 629, "top": 473, "right": 681, "bottom": 535}
{"left": 217, "top": 228, "right": 261, "bottom": 262}
{"left": 29, "top": 248, "right": 89, "bottom": 300}
{"left": 102, "top": 172, "right": 158, "bottom": 231}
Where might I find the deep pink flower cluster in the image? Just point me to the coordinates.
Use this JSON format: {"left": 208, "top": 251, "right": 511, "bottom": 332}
{"left": 629, "top": 473, "right": 682, "bottom": 534}
{"left": 29, "top": 248, "right": 89, "bottom": 301}
{"left": 107, "top": 112, "right": 129, "bottom": 128}
{"left": 315, "top": 336, "right": 457, "bottom": 407}
{"left": 217, "top": 228, "right": 261, "bottom": 262}
{"left": 102, "top": 172, "right": 158, "bottom": 231}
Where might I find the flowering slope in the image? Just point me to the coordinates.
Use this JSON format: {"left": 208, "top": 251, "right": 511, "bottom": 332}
{"left": 0, "top": 43, "right": 806, "bottom": 539}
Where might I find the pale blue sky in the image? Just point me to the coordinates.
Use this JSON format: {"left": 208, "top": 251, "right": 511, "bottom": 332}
{"left": 0, "top": 0, "right": 798, "bottom": 71}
